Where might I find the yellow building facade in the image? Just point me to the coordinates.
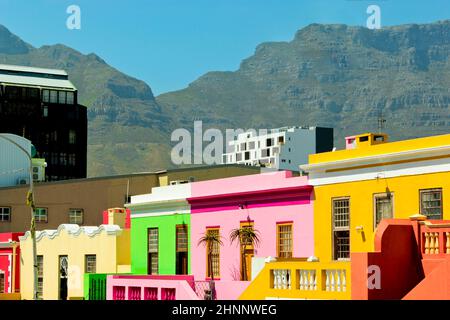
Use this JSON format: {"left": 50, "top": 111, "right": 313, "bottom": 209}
{"left": 20, "top": 208, "right": 130, "bottom": 300}
{"left": 241, "top": 132, "right": 450, "bottom": 300}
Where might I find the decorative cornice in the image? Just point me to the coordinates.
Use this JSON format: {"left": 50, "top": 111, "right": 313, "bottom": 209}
{"left": 301, "top": 145, "right": 450, "bottom": 173}
{"left": 19, "top": 224, "right": 123, "bottom": 242}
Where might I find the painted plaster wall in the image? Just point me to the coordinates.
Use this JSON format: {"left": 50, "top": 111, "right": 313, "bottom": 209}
{"left": 20, "top": 226, "right": 129, "bottom": 300}
{"left": 191, "top": 171, "right": 307, "bottom": 197}
{"left": 131, "top": 214, "right": 191, "bottom": 275}
{"left": 106, "top": 275, "right": 199, "bottom": 300}
{"left": 190, "top": 171, "right": 314, "bottom": 281}
{"left": 0, "top": 233, "right": 22, "bottom": 293}
{"left": 314, "top": 170, "right": 450, "bottom": 262}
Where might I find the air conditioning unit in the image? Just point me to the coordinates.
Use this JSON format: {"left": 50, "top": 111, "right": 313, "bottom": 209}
{"left": 17, "top": 178, "right": 29, "bottom": 185}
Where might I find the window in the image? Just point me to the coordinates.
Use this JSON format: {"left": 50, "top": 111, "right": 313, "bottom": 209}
{"left": 241, "top": 143, "right": 247, "bottom": 151}
{"left": 69, "top": 209, "right": 83, "bottom": 224}
{"left": 359, "top": 136, "right": 369, "bottom": 142}
{"left": 68, "top": 154, "right": 76, "bottom": 167}
{"left": 277, "top": 223, "right": 293, "bottom": 258}
{"left": 148, "top": 228, "right": 158, "bottom": 275}
{"left": 42, "top": 105, "right": 48, "bottom": 117}
{"left": 248, "top": 141, "right": 255, "bottom": 150}
{"left": 176, "top": 225, "right": 188, "bottom": 253}
{"left": 332, "top": 198, "right": 350, "bottom": 260}
{"left": 0, "top": 207, "right": 11, "bottom": 222}
{"left": 236, "top": 153, "right": 242, "bottom": 161}
{"left": 266, "top": 138, "right": 273, "bottom": 147}
{"left": 261, "top": 148, "right": 270, "bottom": 157}
{"left": 278, "top": 136, "right": 284, "bottom": 144}
{"left": 58, "top": 91, "right": 66, "bottom": 104}
{"left": 206, "top": 228, "right": 220, "bottom": 278}
{"left": 50, "top": 153, "right": 58, "bottom": 165}
{"left": 66, "top": 91, "right": 74, "bottom": 104}
{"left": 37, "top": 255, "right": 43, "bottom": 300}
{"left": 50, "top": 90, "right": 58, "bottom": 103}
{"left": 50, "top": 131, "right": 57, "bottom": 142}
{"left": 420, "top": 188, "right": 442, "bottom": 219}
{"left": 245, "top": 151, "right": 250, "bottom": 160}
{"left": 69, "top": 130, "right": 76, "bottom": 144}
{"left": 0, "top": 273, "right": 4, "bottom": 293}
{"left": 85, "top": 255, "right": 96, "bottom": 274}
{"left": 176, "top": 225, "right": 188, "bottom": 275}
{"left": 374, "top": 193, "right": 393, "bottom": 228}
{"left": 59, "top": 153, "right": 67, "bottom": 166}
{"left": 34, "top": 208, "right": 48, "bottom": 223}
{"left": 42, "top": 89, "right": 50, "bottom": 103}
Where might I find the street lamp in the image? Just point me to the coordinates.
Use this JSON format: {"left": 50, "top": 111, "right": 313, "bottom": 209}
{"left": 0, "top": 134, "right": 38, "bottom": 300}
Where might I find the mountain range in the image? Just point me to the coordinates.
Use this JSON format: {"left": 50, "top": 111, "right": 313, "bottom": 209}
{"left": 0, "top": 21, "right": 449, "bottom": 176}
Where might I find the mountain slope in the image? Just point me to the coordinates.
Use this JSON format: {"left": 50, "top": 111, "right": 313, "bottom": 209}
{"left": 0, "top": 25, "right": 173, "bottom": 176}
{"left": 158, "top": 21, "right": 450, "bottom": 147}
{"left": 1, "top": 21, "right": 450, "bottom": 176}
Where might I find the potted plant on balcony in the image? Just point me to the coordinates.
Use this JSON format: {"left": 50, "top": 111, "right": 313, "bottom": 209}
{"left": 198, "top": 231, "right": 223, "bottom": 300}
{"left": 229, "top": 225, "right": 260, "bottom": 281}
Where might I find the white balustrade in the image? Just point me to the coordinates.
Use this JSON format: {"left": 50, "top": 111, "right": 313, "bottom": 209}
{"left": 272, "top": 269, "right": 291, "bottom": 290}
{"left": 298, "top": 270, "right": 317, "bottom": 291}
{"left": 325, "top": 269, "right": 347, "bottom": 292}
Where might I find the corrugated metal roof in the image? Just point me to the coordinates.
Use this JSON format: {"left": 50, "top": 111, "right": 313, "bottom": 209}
{"left": 0, "top": 64, "right": 68, "bottom": 76}
{"left": 0, "top": 74, "right": 77, "bottom": 90}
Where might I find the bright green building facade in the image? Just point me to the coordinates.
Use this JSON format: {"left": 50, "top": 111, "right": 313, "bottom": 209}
{"left": 130, "top": 213, "right": 191, "bottom": 275}
{"left": 127, "top": 183, "right": 192, "bottom": 275}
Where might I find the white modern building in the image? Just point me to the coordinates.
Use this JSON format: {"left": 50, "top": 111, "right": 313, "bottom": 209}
{"left": 221, "top": 126, "right": 333, "bottom": 171}
{"left": 0, "top": 133, "right": 46, "bottom": 188}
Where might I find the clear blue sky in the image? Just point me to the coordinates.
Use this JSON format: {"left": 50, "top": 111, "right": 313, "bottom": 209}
{"left": 1, "top": 0, "right": 449, "bottom": 95}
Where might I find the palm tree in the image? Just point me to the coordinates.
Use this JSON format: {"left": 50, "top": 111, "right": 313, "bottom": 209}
{"left": 197, "top": 231, "right": 223, "bottom": 299}
{"left": 229, "top": 225, "right": 260, "bottom": 281}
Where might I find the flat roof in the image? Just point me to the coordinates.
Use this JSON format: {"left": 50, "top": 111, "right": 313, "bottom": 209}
{"left": 0, "top": 64, "right": 76, "bottom": 90}
{"left": 0, "top": 74, "right": 76, "bottom": 90}
{"left": 0, "top": 164, "right": 261, "bottom": 191}
{"left": 0, "top": 64, "right": 68, "bottom": 76}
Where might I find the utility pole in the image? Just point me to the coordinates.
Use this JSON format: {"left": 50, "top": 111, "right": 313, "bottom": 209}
{"left": 0, "top": 134, "right": 38, "bottom": 300}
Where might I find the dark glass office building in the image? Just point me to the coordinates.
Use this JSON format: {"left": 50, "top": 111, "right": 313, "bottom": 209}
{"left": 0, "top": 64, "right": 87, "bottom": 181}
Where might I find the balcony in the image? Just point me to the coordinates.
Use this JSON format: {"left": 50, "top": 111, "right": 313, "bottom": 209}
{"left": 420, "top": 221, "right": 450, "bottom": 256}
{"left": 240, "top": 259, "right": 351, "bottom": 300}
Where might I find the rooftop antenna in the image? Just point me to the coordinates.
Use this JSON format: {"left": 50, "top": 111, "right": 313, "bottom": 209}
{"left": 377, "top": 110, "right": 386, "bottom": 133}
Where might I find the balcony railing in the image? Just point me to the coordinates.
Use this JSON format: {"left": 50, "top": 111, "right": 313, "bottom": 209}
{"left": 420, "top": 221, "right": 450, "bottom": 256}
{"left": 267, "top": 260, "right": 351, "bottom": 299}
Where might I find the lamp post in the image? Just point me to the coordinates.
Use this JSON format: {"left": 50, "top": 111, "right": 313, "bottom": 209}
{"left": 0, "top": 134, "right": 38, "bottom": 300}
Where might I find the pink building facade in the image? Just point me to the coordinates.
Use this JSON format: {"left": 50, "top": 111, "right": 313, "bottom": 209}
{"left": 188, "top": 171, "right": 314, "bottom": 287}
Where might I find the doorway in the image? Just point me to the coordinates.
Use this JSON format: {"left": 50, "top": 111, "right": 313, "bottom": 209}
{"left": 59, "top": 255, "right": 68, "bottom": 300}
{"left": 176, "top": 224, "right": 188, "bottom": 274}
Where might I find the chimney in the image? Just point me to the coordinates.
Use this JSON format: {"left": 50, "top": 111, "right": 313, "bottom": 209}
{"left": 103, "top": 208, "right": 130, "bottom": 229}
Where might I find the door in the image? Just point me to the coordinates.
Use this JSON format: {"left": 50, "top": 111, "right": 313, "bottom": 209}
{"left": 59, "top": 255, "right": 68, "bottom": 300}
{"left": 147, "top": 228, "right": 159, "bottom": 275}
{"left": 176, "top": 225, "right": 188, "bottom": 275}
{"left": 242, "top": 249, "right": 254, "bottom": 281}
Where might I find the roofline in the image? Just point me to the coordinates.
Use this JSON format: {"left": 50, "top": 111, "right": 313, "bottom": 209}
{"left": 0, "top": 164, "right": 260, "bottom": 191}
{"left": 301, "top": 144, "right": 450, "bottom": 172}
{"left": 0, "top": 64, "right": 68, "bottom": 76}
